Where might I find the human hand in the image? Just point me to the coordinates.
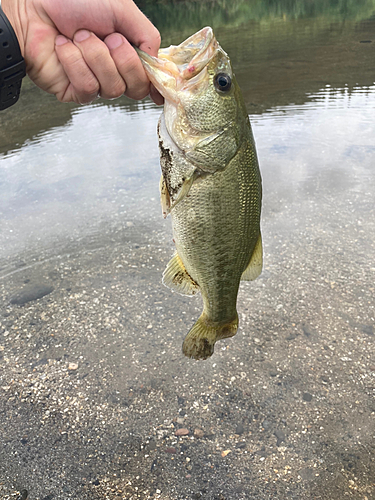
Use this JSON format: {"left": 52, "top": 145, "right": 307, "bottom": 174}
{"left": 1, "top": 0, "right": 163, "bottom": 104}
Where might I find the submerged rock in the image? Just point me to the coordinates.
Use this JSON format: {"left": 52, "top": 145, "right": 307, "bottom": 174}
{"left": 9, "top": 284, "right": 54, "bottom": 305}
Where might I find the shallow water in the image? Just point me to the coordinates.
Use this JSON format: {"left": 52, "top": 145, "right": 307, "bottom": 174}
{"left": 0, "top": 2, "right": 374, "bottom": 499}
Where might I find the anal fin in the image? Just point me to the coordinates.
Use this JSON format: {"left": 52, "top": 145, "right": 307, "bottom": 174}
{"left": 241, "top": 233, "right": 263, "bottom": 281}
{"left": 162, "top": 253, "right": 199, "bottom": 296}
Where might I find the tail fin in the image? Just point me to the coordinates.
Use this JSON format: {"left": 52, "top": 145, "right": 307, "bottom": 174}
{"left": 182, "top": 313, "right": 238, "bottom": 360}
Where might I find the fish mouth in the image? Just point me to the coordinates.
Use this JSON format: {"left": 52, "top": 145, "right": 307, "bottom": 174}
{"left": 135, "top": 27, "right": 218, "bottom": 102}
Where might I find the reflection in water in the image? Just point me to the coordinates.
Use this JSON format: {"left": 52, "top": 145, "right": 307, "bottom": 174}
{"left": 254, "top": 85, "right": 375, "bottom": 209}
{"left": 138, "top": 0, "right": 375, "bottom": 33}
{"left": 1, "top": 4, "right": 374, "bottom": 155}
{"left": 1, "top": 84, "right": 374, "bottom": 266}
{"left": 0, "top": 104, "right": 161, "bottom": 263}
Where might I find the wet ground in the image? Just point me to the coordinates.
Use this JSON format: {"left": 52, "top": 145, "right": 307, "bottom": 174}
{"left": 0, "top": 2, "right": 375, "bottom": 499}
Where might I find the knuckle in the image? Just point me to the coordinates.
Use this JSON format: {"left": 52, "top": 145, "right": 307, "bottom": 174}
{"left": 89, "top": 45, "right": 109, "bottom": 66}
{"left": 105, "top": 81, "right": 126, "bottom": 99}
{"left": 144, "top": 28, "right": 161, "bottom": 52}
{"left": 55, "top": 86, "right": 73, "bottom": 103}
{"left": 63, "top": 50, "right": 83, "bottom": 69}
{"left": 60, "top": 95, "right": 71, "bottom": 103}
{"left": 152, "top": 28, "right": 162, "bottom": 47}
{"left": 72, "top": 77, "right": 99, "bottom": 101}
{"left": 123, "top": 51, "right": 141, "bottom": 73}
{"left": 126, "top": 83, "right": 149, "bottom": 101}
{"left": 82, "top": 79, "right": 100, "bottom": 96}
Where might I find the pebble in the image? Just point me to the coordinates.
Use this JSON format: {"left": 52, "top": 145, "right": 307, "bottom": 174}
{"left": 146, "top": 440, "right": 156, "bottom": 451}
{"left": 236, "top": 442, "right": 246, "bottom": 449}
{"left": 175, "top": 428, "right": 189, "bottom": 436}
{"left": 361, "top": 325, "right": 374, "bottom": 336}
{"left": 303, "top": 392, "right": 313, "bottom": 402}
{"left": 194, "top": 428, "right": 204, "bottom": 438}
{"left": 274, "top": 429, "right": 286, "bottom": 446}
{"left": 299, "top": 467, "right": 315, "bottom": 481}
{"left": 302, "top": 325, "right": 313, "bottom": 336}
{"left": 221, "top": 450, "right": 231, "bottom": 458}
{"left": 16, "top": 490, "right": 28, "bottom": 500}
{"left": 256, "top": 447, "right": 268, "bottom": 457}
{"left": 262, "top": 420, "right": 272, "bottom": 430}
{"left": 165, "top": 447, "right": 177, "bottom": 454}
{"left": 235, "top": 423, "right": 245, "bottom": 435}
{"left": 9, "top": 284, "right": 54, "bottom": 305}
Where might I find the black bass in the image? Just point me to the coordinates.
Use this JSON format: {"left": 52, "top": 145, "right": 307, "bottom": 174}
{"left": 136, "top": 27, "right": 262, "bottom": 360}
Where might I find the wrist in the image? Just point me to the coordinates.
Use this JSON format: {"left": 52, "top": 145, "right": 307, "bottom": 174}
{"left": 0, "top": 0, "right": 26, "bottom": 109}
{"left": 1, "top": 0, "right": 25, "bottom": 56}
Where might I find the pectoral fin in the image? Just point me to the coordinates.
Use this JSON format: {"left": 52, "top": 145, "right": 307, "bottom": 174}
{"left": 160, "top": 175, "right": 171, "bottom": 219}
{"left": 241, "top": 233, "right": 263, "bottom": 281}
{"left": 162, "top": 253, "right": 199, "bottom": 296}
{"left": 160, "top": 171, "right": 199, "bottom": 219}
{"left": 169, "top": 170, "right": 199, "bottom": 210}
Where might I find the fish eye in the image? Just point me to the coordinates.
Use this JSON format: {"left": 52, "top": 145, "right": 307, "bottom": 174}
{"left": 214, "top": 73, "right": 232, "bottom": 93}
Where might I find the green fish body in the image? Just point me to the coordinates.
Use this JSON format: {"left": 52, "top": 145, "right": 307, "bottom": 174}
{"left": 137, "top": 27, "right": 262, "bottom": 359}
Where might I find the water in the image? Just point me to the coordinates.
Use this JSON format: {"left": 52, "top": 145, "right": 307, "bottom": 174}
{"left": 0, "top": 2, "right": 374, "bottom": 499}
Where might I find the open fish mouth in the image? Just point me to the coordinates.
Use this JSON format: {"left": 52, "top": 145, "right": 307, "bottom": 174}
{"left": 135, "top": 27, "right": 219, "bottom": 101}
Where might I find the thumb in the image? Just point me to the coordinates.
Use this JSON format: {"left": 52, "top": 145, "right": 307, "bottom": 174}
{"left": 112, "top": 0, "right": 161, "bottom": 56}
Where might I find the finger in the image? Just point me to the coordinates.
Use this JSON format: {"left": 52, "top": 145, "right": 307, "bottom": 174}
{"left": 55, "top": 35, "right": 99, "bottom": 103}
{"left": 73, "top": 30, "right": 126, "bottom": 100}
{"left": 150, "top": 84, "right": 164, "bottom": 106}
{"left": 104, "top": 33, "right": 151, "bottom": 100}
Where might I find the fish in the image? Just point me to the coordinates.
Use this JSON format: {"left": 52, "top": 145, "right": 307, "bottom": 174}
{"left": 136, "top": 27, "right": 262, "bottom": 360}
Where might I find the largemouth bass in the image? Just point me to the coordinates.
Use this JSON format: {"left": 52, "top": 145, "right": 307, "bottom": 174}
{"left": 137, "top": 27, "right": 262, "bottom": 360}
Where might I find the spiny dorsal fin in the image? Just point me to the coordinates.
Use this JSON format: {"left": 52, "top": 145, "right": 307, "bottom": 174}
{"left": 162, "top": 253, "right": 199, "bottom": 296}
{"left": 241, "top": 233, "right": 263, "bottom": 281}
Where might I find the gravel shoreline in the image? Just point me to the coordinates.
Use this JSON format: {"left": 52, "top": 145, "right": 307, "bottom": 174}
{"left": 1, "top": 206, "right": 374, "bottom": 499}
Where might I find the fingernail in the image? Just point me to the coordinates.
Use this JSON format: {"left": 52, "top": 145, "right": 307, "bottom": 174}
{"left": 105, "top": 33, "right": 123, "bottom": 50}
{"left": 74, "top": 30, "right": 91, "bottom": 43}
{"left": 55, "top": 35, "right": 69, "bottom": 46}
